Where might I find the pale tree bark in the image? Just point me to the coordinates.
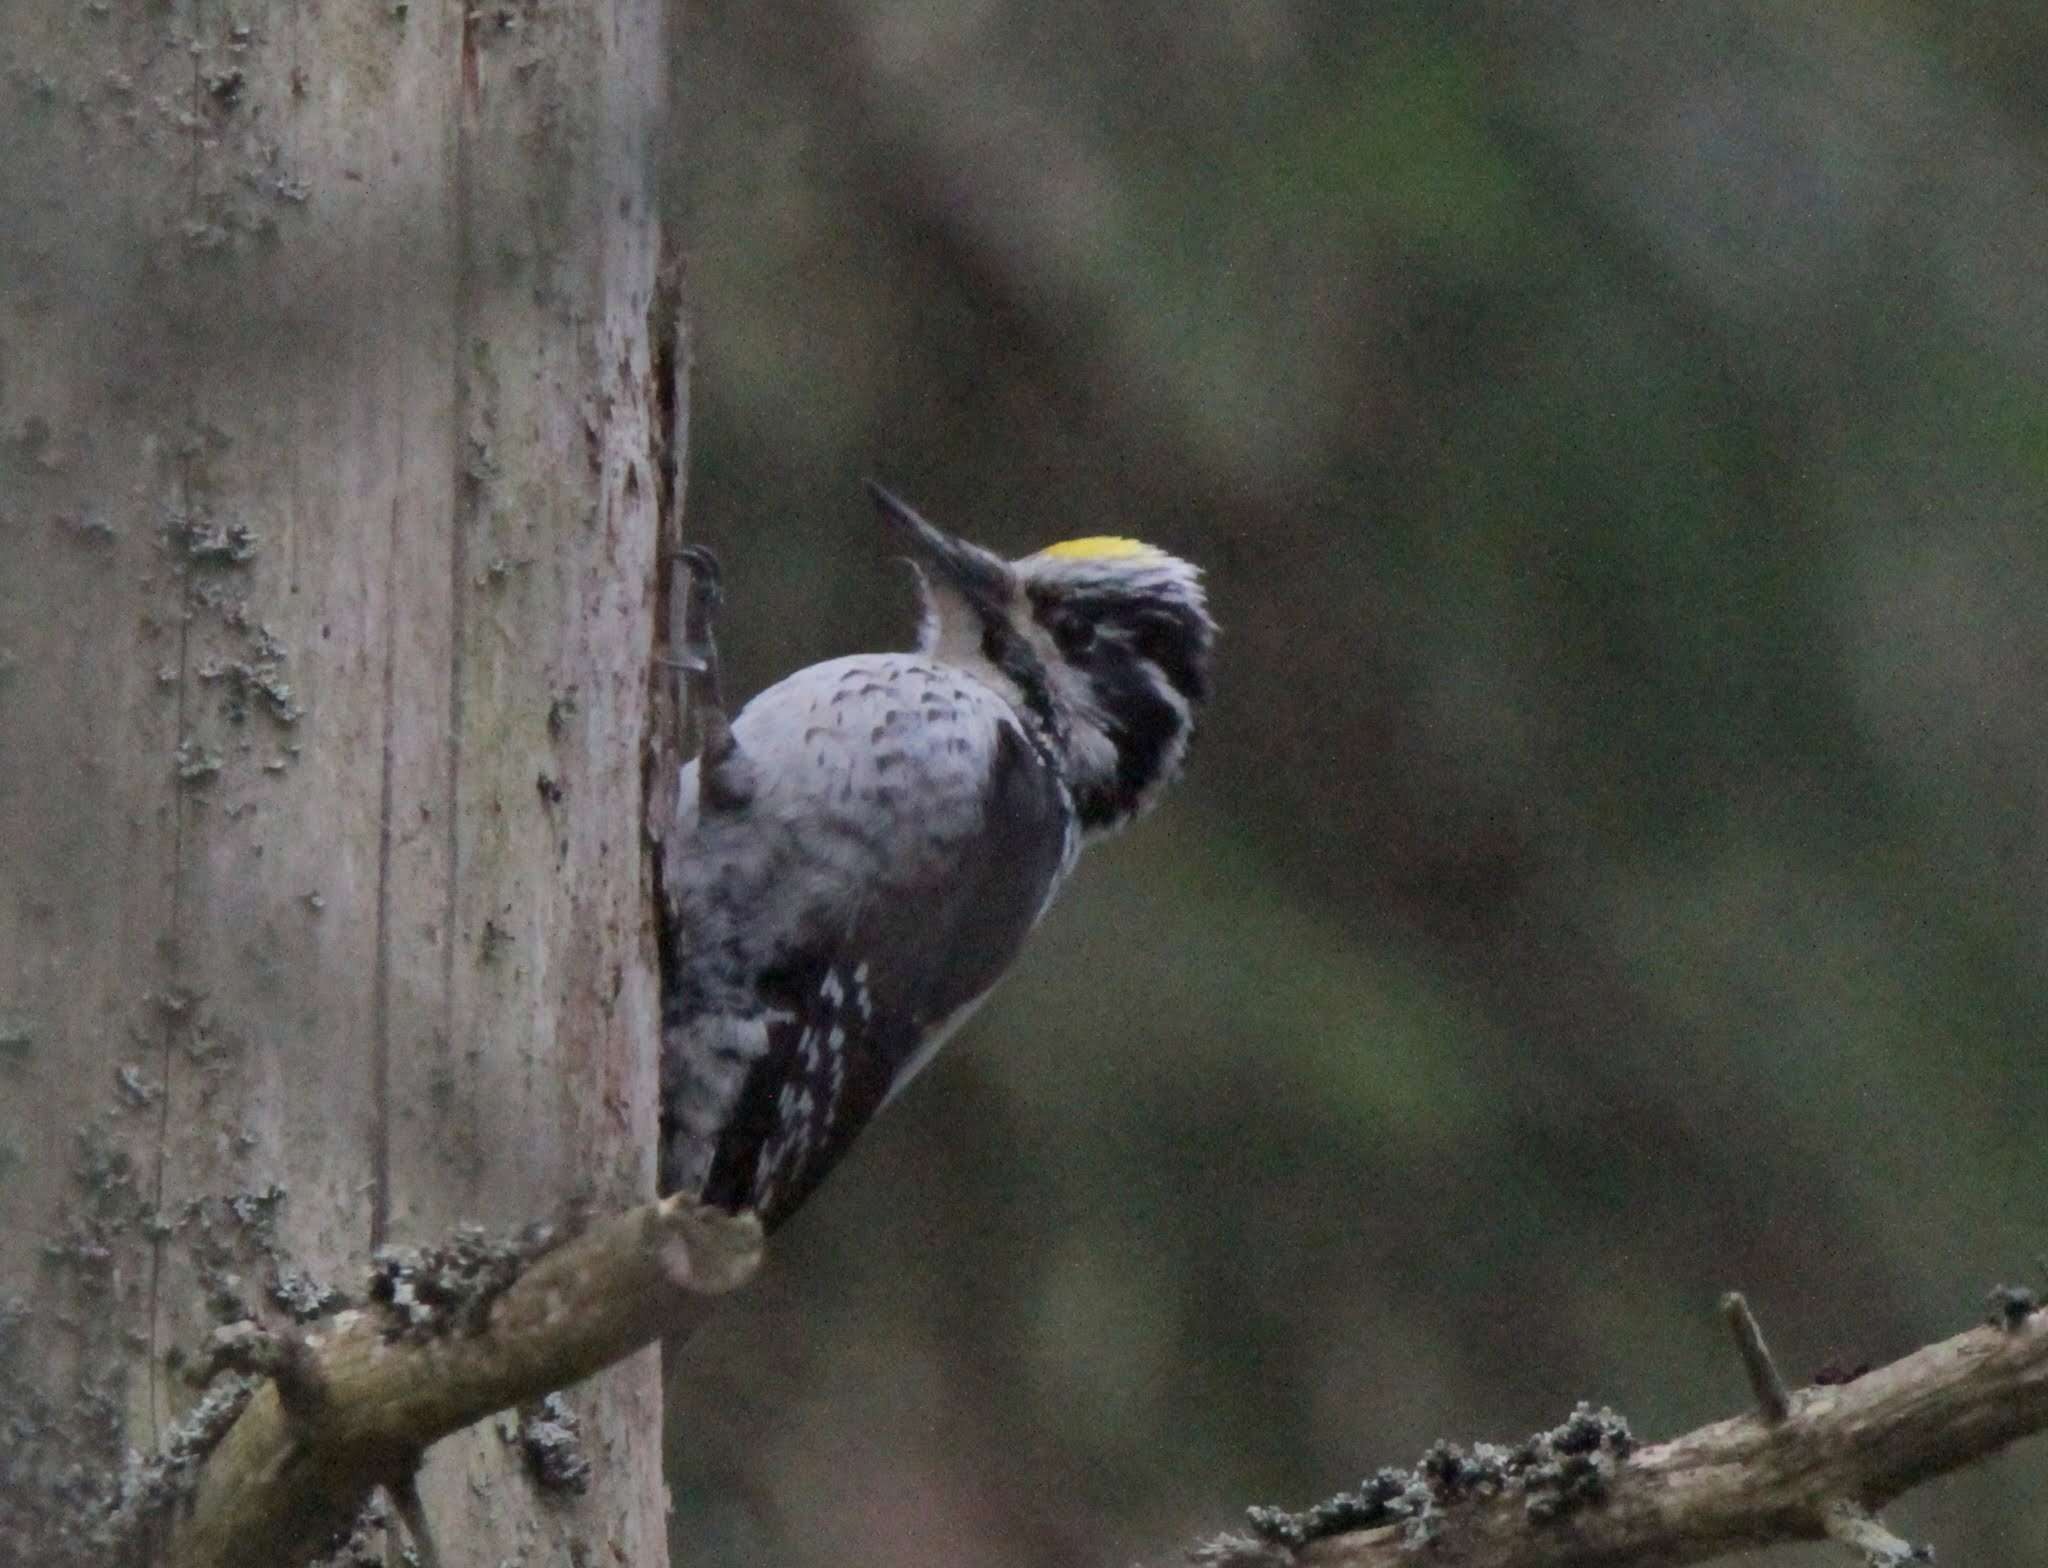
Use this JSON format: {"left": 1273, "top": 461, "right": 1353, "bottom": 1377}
{"left": 1, "top": 0, "right": 672, "bottom": 1562}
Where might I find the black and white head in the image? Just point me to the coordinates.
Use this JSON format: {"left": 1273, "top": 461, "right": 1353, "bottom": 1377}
{"left": 868, "top": 483, "right": 1216, "bottom": 836}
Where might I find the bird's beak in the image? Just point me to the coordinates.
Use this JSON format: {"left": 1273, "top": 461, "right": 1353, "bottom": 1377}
{"left": 865, "top": 481, "right": 1014, "bottom": 607}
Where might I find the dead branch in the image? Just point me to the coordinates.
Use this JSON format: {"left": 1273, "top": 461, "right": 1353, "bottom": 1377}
{"left": 133, "top": 1194, "right": 761, "bottom": 1568}
{"left": 1193, "top": 1294, "right": 2048, "bottom": 1568}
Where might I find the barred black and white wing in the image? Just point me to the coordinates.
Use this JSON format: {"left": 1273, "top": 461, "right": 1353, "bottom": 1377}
{"left": 660, "top": 653, "right": 1075, "bottom": 1229}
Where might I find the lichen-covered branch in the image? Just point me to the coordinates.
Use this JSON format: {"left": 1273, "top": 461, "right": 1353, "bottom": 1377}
{"left": 134, "top": 1195, "right": 761, "bottom": 1568}
{"left": 1194, "top": 1297, "right": 2048, "bottom": 1568}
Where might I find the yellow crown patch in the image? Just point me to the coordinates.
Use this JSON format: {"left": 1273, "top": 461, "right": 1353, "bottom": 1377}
{"left": 1035, "top": 536, "right": 1154, "bottom": 561}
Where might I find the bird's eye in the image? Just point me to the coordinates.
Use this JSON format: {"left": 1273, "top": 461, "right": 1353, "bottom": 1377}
{"left": 1048, "top": 611, "right": 1097, "bottom": 658}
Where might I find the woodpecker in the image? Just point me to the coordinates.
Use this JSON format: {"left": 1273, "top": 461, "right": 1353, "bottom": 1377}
{"left": 658, "top": 483, "right": 1214, "bottom": 1228}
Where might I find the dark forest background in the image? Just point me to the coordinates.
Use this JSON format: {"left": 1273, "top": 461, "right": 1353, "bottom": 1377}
{"left": 660, "top": 5, "right": 2048, "bottom": 1563}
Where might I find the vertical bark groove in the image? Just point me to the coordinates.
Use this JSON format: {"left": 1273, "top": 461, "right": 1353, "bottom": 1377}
{"left": 439, "top": 29, "right": 478, "bottom": 1253}
{"left": 370, "top": 489, "right": 404, "bottom": 1250}
{"left": 147, "top": 447, "right": 199, "bottom": 1450}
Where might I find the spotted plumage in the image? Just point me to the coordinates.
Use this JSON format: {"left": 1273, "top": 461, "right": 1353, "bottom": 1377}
{"left": 659, "top": 485, "right": 1214, "bottom": 1228}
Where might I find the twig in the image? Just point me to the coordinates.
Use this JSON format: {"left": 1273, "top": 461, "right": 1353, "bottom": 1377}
{"left": 1719, "top": 1291, "right": 1790, "bottom": 1422}
{"left": 156, "top": 1195, "right": 761, "bottom": 1568}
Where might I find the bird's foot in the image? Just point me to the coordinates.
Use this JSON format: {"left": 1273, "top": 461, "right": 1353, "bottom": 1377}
{"left": 668, "top": 546, "right": 753, "bottom": 808}
{"left": 671, "top": 545, "right": 726, "bottom": 719}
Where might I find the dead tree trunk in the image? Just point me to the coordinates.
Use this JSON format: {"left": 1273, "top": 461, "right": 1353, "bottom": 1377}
{"left": 1, "top": 0, "right": 670, "bottom": 1561}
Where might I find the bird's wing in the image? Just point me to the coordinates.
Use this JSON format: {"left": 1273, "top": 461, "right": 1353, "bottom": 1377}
{"left": 664, "top": 655, "right": 1073, "bottom": 1226}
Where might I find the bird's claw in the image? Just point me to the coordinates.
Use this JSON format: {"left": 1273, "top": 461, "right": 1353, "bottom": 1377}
{"left": 673, "top": 545, "right": 723, "bottom": 612}
{"left": 669, "top": 543, "right": 730, "bottom": 759}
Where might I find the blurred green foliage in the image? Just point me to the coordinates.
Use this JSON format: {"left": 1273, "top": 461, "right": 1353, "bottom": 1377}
{"left": 663, "top": 2, "right": 2048, "bottom": 1562}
